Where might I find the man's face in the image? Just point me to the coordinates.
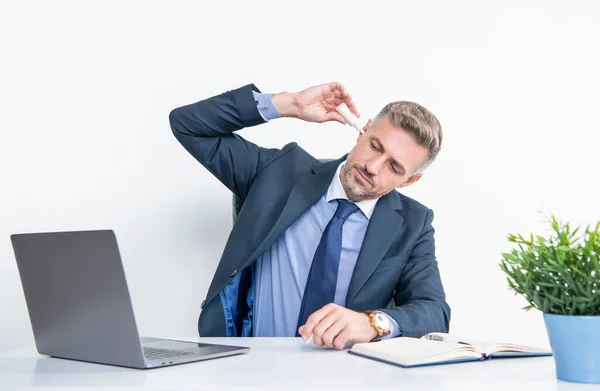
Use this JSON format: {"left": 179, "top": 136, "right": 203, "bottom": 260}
{"left": 341, "top": 116, "right": 429, "bottom": 201}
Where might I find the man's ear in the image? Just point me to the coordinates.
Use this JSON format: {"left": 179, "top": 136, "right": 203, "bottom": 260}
{"left": 397, "top": 173, "right": 423, "bottom": 189}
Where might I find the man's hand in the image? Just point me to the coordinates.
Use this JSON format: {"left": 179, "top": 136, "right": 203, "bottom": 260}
{"left": 272, "top": 82, "right": 360, "bottom": 124}
{"left": 298, "top": 303, "right": 378, "bottom": 350}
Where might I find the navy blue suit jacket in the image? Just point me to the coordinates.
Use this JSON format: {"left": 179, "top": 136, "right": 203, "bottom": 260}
{"left": 169, "top": 84, "right": 451, "bottom": 338}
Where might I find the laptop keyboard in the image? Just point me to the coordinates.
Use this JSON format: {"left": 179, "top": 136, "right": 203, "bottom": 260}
{"left": 143, "top": 347, "right": 195, "bottom": 360}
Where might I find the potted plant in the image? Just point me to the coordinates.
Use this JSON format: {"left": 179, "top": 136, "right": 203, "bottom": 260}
{"left": 500, "top": 215, "right": 600, "bottom": 384}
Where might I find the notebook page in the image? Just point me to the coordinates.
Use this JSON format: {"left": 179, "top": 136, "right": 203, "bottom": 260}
{"left": 422, "top": 333, "right": 550, "bottom": 356}
{"left": 473, "top": 342, "right": 551, "bottom": 355}
{"left": 352, "top": 337, "right": 482, "bottom": 366}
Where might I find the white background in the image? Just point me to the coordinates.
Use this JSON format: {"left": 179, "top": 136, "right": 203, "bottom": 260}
{"left": 1, "top": 0, "right": 599, "bottom": 352}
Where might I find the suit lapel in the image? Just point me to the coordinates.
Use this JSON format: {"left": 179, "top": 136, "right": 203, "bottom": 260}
{"left": 242, "top": 157, "right": 345, "bottom": 269}
{"left": 345, "top": 190, "right": 404, "bottom": 306}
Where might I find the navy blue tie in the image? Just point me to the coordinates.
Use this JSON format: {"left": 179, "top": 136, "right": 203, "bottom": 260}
{"left": 296, "top": 199, "right": 359, "bottom": 335}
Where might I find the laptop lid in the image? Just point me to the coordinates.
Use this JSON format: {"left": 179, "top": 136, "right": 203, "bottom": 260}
{"left": 11, "top": 230, "right": 146, "bottom": 368}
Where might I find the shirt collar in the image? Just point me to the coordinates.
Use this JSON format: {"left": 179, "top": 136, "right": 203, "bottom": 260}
{"left": 325, "top": 161, "right": 379, "bottom": 220}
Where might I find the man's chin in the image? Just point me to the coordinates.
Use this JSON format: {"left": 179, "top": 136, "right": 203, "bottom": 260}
{"left": 347, "top": 183, "right": 375, "bottom": 199}
{"left": 342, "top": 170, "right": 375, "bottom": 198}
{"left": 351, "top": 178, "right": 370, "bottom": 193}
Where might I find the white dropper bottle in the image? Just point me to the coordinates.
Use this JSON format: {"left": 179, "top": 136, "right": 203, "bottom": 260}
{"left": 336, "top": 102, "right": 366, "bottom": 134}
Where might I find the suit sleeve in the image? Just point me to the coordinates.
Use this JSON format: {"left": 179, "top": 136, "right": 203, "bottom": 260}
{"left": 169, "top": 83, "right": 280, "bottom": 201}
{"left": 380, "top": 209, "right": 451, "bottom": 337}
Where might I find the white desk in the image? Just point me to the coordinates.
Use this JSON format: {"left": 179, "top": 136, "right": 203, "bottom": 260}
{"left": 0, "top": 337, "right": 596, "bottom": 391}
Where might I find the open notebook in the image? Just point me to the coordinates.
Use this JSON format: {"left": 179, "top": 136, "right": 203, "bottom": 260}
{"left": 349, "top": 332, "right": 552, "bottom": 368}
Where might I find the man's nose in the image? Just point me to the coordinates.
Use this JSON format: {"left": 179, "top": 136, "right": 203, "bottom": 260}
{"left": 366, "top": 156, "right": 386, "bottom": 174}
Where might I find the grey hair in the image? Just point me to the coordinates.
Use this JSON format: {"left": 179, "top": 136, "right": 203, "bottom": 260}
{"left": 373, "top": 101, "right": 443, "bottom": 174}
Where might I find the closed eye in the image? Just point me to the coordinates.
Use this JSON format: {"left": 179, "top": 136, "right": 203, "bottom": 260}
{"left": 370, "top": 136, "right": 406, "bottom": 175}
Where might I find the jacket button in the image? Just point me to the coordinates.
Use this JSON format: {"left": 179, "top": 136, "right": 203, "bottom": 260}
{"left": 230, "top": 268, "right": 239, "bottom": 277}
{"left": 200, "top": 300, "right": 206, "bottom": 309}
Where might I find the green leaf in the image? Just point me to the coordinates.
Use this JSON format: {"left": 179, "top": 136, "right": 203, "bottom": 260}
{"left": 499, "top": 213, "right": 600, "bottom": 316}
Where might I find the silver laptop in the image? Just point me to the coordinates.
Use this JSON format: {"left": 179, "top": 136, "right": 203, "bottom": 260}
{"left": 10, "top": 229, "right": 249, "bottom": 369}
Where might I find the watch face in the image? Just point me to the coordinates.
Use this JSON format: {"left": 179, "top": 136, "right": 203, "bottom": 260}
{"left": 374, "top": 313, "right": 391, "bottom": 330}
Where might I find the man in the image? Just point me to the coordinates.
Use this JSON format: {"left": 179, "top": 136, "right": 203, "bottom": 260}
{"left": 169, "top": 82, "right": 450, "bottom": 350}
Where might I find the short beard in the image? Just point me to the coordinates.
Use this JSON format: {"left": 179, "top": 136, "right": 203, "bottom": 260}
{"left": 342, "top": 164, "right": 377, "bottom": 199}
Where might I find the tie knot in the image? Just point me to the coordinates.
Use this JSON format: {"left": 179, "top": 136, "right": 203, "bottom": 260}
{"left": 334, "top": 199, "right": 359, "bottom": 220}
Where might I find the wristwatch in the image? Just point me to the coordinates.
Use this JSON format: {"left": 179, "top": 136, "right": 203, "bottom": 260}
{"left": 366, "top": 311, "right": 392, "bottom": 339}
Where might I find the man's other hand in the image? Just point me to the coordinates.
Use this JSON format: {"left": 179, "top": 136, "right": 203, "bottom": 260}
{"left": 298, "top": 303, "right": 378, "bottom": 350}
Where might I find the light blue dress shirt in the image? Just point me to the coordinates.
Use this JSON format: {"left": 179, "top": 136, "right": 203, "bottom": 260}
{"left": 251, "top": 91, "right": 400, "bottom": 339}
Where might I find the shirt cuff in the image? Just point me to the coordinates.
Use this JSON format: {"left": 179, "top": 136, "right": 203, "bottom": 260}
{"left": 379, "top": 312, "right": 402, "bottom": 340}
{"left": 252, "top": 91, "right": 281, "bottom": 121}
